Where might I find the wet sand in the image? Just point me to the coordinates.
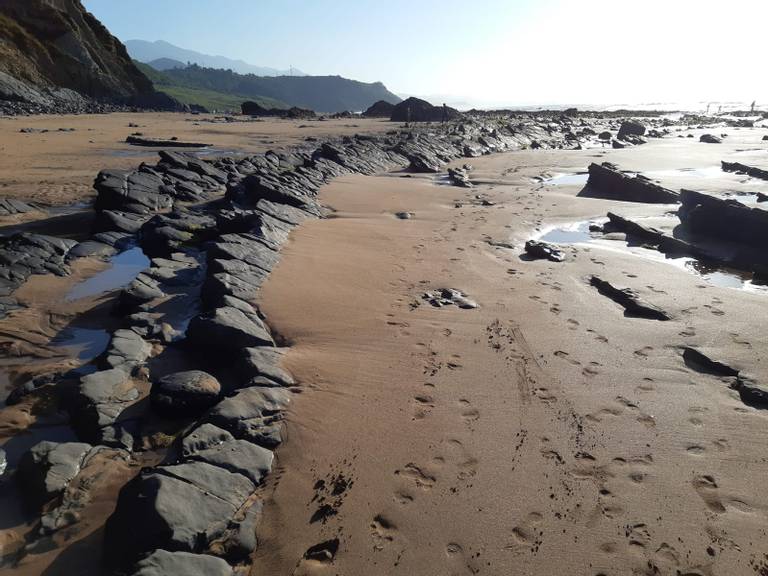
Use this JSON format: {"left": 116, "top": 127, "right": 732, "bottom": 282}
{"left": 0, "top": 113, "right": 392, "bottom": 207}
{"left": 253, "top": 133, "right": 768, "bottom": 574}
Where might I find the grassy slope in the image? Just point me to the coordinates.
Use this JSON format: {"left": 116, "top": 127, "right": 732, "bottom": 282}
{"left": 134, "top": 61, "right": 286, "bottom": 112}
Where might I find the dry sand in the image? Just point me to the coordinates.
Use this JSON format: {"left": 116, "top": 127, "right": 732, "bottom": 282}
{"left": 252, "top": 132, "right": 768, "bottom": 575}
{"left": 0, "top": 113, "right": 392, "bottom": 207}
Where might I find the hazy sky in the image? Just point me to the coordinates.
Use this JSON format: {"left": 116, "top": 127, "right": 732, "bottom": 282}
{"left": 84, "top": 0, "right": 767, "bottom": 107}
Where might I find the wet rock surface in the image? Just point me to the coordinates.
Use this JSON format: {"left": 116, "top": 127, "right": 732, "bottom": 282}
{"left": 584, "top": 162, "right": 680, "bottom": 203}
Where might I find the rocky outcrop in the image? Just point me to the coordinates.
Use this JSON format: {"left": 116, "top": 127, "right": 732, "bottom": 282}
{"left": 363, "top": 99, "right": 395, "bottom": 117}
{"left": 0, "top": 0, "right": 177, "bottom": 113}
{"left": 617, "top": 121, "right": 646, "bottom": 140}
{"left": 679, "top": 189, "right": 768, "bottom": 249}
{"left": 584, "top": 162, "right": 680, "bottom": 203}
{"left": 721, "top": 160, "right": 768, "bottom": 181}
{"left": 4, "top": 114, "right": 676, "bottom": 572}
{"left": 390, "top": 97, "right": 461, "bottom": 122}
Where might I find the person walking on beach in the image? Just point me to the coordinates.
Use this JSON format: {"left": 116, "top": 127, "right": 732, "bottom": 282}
{"left": 442, "top": 103, "right": 448, "bottom": 123}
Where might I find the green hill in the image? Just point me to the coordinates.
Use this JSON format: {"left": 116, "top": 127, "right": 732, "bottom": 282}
{"left": 134, "top": 61, "right": 400, "bottom": 113}
{"left": 133, "top": 61, "right": 286, "bottom": 112}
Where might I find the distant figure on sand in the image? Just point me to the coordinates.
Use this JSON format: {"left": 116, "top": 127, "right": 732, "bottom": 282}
{"left": 442, "top": 103, "right": 448, "bottom": 123}
{"left": 751, "top": 100, "right": 756, "bottom": 113}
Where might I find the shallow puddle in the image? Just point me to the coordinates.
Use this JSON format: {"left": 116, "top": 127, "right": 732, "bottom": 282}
{"left": 533, "top": 218, "right": 767, "bottom": 294}
{"left": 538, "top": 220, "right": 596, "bottom": 243}
{"left": 66, "top": 246, "right": 149, "bottom": 301}
{"left": 50, "top": 326, "right": 110, "bottom": 361}
{"left": 542, "top": 172, "right": 589, "bottom": 186}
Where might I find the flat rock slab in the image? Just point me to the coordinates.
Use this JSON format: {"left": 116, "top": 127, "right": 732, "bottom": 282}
{"left": 237, "top": 347, "right": 295, "bottom": 387}
{"left": 187, "top": 306, "right": 275, "bottom": 356}
{"left": 186, "top": 438, "right": 274, "bottom": 484}
{"left": 106, "top": 472, "right": 237, "bottom": 567}
{"left": 17, "top": 441, "right": 92, "bottom": 510}
{"left": 182, "top": 423, "right": 235, "bottom": 457}
{"left": 584, "top": 162, "right": 679, "bottom": 204}
{"left": 131, "top": 550, "right": 233, "bottom": 576}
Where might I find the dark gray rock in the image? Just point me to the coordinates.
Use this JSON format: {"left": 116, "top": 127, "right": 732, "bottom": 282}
{"left": 721, "top": 161, "right": 768, "bottom": 180}
{"left": 734, "top": 376, "right": 768, "bottom": 409}
{"left": 67, "top": 240, "right": 116, "bottom": 259}
{"left": 182, "top": 423, "right": 235, "bottom": 457}
{"left": 421, "top": 288, "right": 478, "bottom": 309}
{"left": 589, "top": 276, "right": 669, "bottom": 321}
{"left": 206, "top": 386, "right": 291, "bottom": 447}
{"left": 679, "top": 189, "right": 768, "bottom": 249}
{"left": 152, "top": 370, "right": 221, "bottom": 416}
{"left": 17, "top": 441, "right": 92, "bottom": 510}
{"left": 104, "top": 329, "right": 152, "bottom": 370}
{"left": 681, "top": 347, "right": 739, "bottom": 377}
{"left": 131, "top": 550, "right": 233, "bottom": 576}
{"left": 159, "top": 461, "right": 255, "bottom": 507}
{"left": 105, "top": 471, "right": 238, "bottom": 568}
{"left": 699, "top": 134, "right": 722, "bottom": 144}
{"left": 187, "top": 439, "right": 274, "bottom": 484}
{"left": 237, "top": 347, "right": 295, "bottom": 387}
{"left": 118, "top": 274, "right": 165, "bottom": 314}
{"left": 524, "top": 240, "right": 565, "bottom": 262}
{"left": 585, "top": 162, "right": 680, "bottom": 204}
{"left": 74, "top": 367, "right": 141, "bottom": 448}
{"left": 617, "top": 121, "right": 646, "bottom": 140}
{"left": 187, "top": 307, "right": 275, "bottom": 356}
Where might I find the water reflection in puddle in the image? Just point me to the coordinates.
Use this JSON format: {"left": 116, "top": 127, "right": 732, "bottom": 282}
{"left": 66, "top": 246, "right": 149, "bottom": 301}
{"left": 539, "top": 221, "right": 596, "bottom": 243}
{"left": 534, "top": 218, "right": 767, "bottom": 294}
{"left": 50, "top": 326, "right": 110, "bottom": 361}
{"left": 542, "top": 172, "right": 589, "bottom": 186}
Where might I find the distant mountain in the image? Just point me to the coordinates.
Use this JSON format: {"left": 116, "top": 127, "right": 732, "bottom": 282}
{"left": 126, "top": 40, "right": 304, "bottom": 77}
{"left": 156, "top": 64, "right": 401, "bottom": 113}
{"left": 0, "top": 0, "right": 176, "bottom": 111}
{"left": 146, "top": 57, "right": 186, "bottom": 71}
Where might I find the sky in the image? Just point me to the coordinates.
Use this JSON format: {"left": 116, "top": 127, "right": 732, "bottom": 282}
{"left": 83, "top": 0, "right": 768, "bottom": 108}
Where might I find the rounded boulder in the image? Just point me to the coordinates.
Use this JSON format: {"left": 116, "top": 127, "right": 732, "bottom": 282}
{"left": 152, "top": 370, "right": 221, "bottom": 416}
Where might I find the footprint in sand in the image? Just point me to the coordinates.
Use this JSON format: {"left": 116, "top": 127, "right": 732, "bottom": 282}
{"left": 553, "top": 350, "right": 581, "bottom": 366}
{"left": 506, "top": 512, "right": 544, "bottom": 554}
{"left": 444, "top": 542, "right": 481, "bottom": 575}
{"left": 396, "top": 463, "right": 436, "bottom": 490}
{"left": 412, "top": 394, "right": 435, "bottom": 420}
{"left": 458, "top": 399, "right": 480, "bottom": 424}
{"left": 370, "top": 514, "right": 397, "bottom": 551}
{"left": 566, "top": 318, "right": 580, "bottom": 330}
{"left": 693, "top": 475, "right": 726, "bottom": 513}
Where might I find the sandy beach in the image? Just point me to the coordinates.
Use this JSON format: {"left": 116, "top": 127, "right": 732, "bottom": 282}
{"left": 0, "top": 114, "right": 392, "bottom": 207}
{"left": 251, "top": 134, "right": 768, "bottom": 574}
{"left": 0, "top": 112, "right": 766, "bottom": 576}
